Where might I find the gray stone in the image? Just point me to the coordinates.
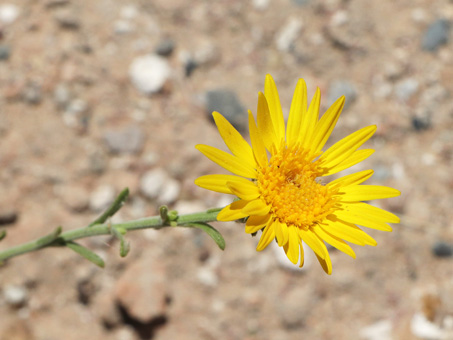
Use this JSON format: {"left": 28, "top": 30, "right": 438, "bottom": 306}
{"left": 422, "top": 19, "right": 450, "bottom": 52}
{"left": 327, "top": 80, "right": 357, "bottom": 110}
{"left": 292, "top": 0, "right": 310, "bottom": 5}
{"left": 22, "top": 82, "right": 42, "bottom": 105}
{"left": 155, "top": 38, "right": 175, "bottom": 57}
{"left": 0, "top": 45, "right": 11, "bottom": 61}
{"left": 3, "top": 285, "right": 28, "bottom": 307}
{"left": 0, "top": 207, "right": 18, "bottom": 225}
{"left": 431, "top": 241, "right": 453, "bottom": 258}
{"left": 412, "top": 112, "right": 431, "bottom": 131}
{"left": 54, "top": 8, "right": 80, "bottom": 29}
{"left": 372, "top": 165, "right": 391, "bottom": 181}
{"left": 395, "top": 78, "right": 419, "bottom": 102}
{"left": 129, "top": 54, "right": 171, "bottom": 94}
{"left": 103, "top": 125, "right": 145, "bottom": 154}
{"left": 184, "top": 58, "right": 198, "bottom": 77}
{"left": 45, "top": 0, "right": 70, "bottom": 8}
{"left": 205, "top": 89, "right": 247, "bottom": 132}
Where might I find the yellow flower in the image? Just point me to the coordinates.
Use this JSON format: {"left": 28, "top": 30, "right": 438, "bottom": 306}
{"left": 195, "top": 75, "right": 400, "bottom": 274}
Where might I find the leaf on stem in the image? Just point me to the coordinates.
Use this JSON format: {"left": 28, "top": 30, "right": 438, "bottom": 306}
{"left": 36, "top": 226, "right": 63, "bottom": 247}
{"left": 65, "top": 241, "right": 105, "bottom": 268}
{"left": 160, "top": 205, "right": 169, "bottom": 224}
{"left": 182, "top": 223, "right": 226, "bottom": 250}
{"left": 89, "top": 188, "right": 130, "bottom": 227}
{"left": 111, "top": 227, "right": 130, "bottom": 257}
{"left": 0, "top": 230, "right": 6, "bottom": 242}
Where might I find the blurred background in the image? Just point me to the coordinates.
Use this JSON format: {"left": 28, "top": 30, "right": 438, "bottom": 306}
{"left": 1, "top": 0, "right": 453, "bottom": 339}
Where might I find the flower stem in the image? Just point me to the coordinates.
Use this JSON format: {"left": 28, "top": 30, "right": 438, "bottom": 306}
{"left": 0, "top": 209, "right": 221, "bottom": 263}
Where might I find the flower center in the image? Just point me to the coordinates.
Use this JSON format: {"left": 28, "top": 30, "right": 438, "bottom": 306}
{"left": 257, "top": 144, "right": 337, "bottom": 229}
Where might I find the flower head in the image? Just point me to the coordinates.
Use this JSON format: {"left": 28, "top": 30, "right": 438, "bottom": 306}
{"left": 195, "top": 75, "right": 400, "bottom": 274}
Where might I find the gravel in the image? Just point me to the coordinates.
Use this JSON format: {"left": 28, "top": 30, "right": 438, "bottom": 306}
{"left": 129, "top": 54, "right": 171, "bottom": 94}
{"left": 421, "top": 19, "right": 450, "bottom": 52}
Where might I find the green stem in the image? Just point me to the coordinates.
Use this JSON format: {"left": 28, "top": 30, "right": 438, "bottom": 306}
{"left": 0, "top": 209, "right": 220, "bottom": 263}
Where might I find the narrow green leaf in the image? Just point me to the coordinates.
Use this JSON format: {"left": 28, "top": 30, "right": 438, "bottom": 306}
{"left": 89, "top": 188, "right": 129, "bottom": 227}
{"left": 65, "top": 241, "right": 105, "bottom": 268}
{"left": 0, "top": 230, "right": 6, "bottom": 242}
{"left": 111, "top": 227, "right": 130, "bottom": 257}
{"left": 183, "top": 223, "right": 226, "bottom": 250}
{"left": 36, "top": 226, "right": 62, "bottom": 247}
{"left": 159, "top": 205, "right": 169, "bottom": 224}
{"left": 120, "top": 240, "right": 130, "bottom": 257}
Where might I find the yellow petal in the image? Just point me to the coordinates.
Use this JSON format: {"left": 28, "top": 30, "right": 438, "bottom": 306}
{"left": 196, "top": 144, "right": 257, "bottom": 179}
{"left": 339, "top": 185, "right": 401, "bottom": 201}
{"left": 274, "top": 220, "right": 289, "bottom": 247}
{"left": 245, "top": 214, "right": 271, "bottom": 234}
{"left": 242, "top": 198, "right": 271, "bottom": 216}
{"left": 287, "top": 78, "right": 307, "bottom": 145}
{"left": 316, "top": 251, "right": 332, "bottom": 275}
{"left": 195, "top": 174, "right": 244, "bottom": 194}
{"left": 264, "top": 74, "right": 285, "bottom": 142}
{"left": 217, "top": 200, "right": 249, "bottom": 221}
{"left": 257, "top": 92, "right": 278, "bottom": 151}
{"left": 212, "top": 111, "right": 255, "bottom": 164}
{"left": 299, "top": 228, "right": 327, "bottom": 259}
{"left": 334, "top": 202, "right": 399, "bottom": 231}
{"left": 283, "top": 227, "right": 300, "bottom": 264}
{"left": 319, "top": 125, "right": 377, "bottom": 169}
{"left": 227, "top": 178, "right": 260, "bottom": 201}
{"left": 312, "top": 95, "right": 345, "bottom": 153}
{"left": 328, "top": 169, "right": 374, "bottom": 188}
{"left": 342, "top": 202, "right": 400, "bottom": 223}
{"left": 299, "top": 87, "right": 321, "bottom": 148}
{"left": 256, "top": 224, "right": 276, "bottom": 251}
{"left": 314, "top": 225, "right": 356, "bottom": 258}
{"left": 299, "top": 242, "right": 305, "bottom": 268}
{"left": 322, "top": 218, "right": 377, "bottom": 246}
{"left": 323, "top": 149, "right": 374, "bottom": 176}
{"left": 333, "top": 208, "right": 393, "bottom": 231}
{"left": 248, "top": 110, "right": 268, "bottom": 168}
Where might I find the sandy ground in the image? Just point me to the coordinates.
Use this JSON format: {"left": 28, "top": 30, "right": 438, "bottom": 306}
{"left": 1, "top": 1, "right": 453, "bottom": 339}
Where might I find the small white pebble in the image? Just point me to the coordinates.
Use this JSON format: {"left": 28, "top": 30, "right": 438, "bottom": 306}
{"left": 3, "top": 285, "right": 28, "bottom": 307}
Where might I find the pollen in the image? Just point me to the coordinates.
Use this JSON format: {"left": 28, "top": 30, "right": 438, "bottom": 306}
{"left": 257, "top": 144, "right": 337, "bottom": 228}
